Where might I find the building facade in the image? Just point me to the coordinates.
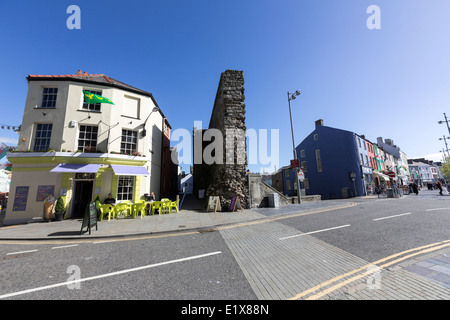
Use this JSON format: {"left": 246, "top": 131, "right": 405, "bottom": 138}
{"left": 296, "top": 119, "right": 364, "bottom": 200}
{"left": 355, "top": 134, "right": 374, "bottom": 195}
{"left": 6, "top": 71, "right": 171, "bottom": 224}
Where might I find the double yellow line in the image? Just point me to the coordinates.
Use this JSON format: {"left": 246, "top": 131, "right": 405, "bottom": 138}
{"left": 289, "top": 238, "right": 450, "bottom": 300}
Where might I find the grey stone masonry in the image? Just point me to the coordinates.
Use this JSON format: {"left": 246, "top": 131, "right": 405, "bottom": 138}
{"left": 195, "top": 70, "right": 249, "bottom": 209}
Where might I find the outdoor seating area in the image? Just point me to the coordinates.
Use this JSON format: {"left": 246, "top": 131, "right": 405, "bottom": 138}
{"left": 98, "top": 198, "right": 180, "bottom": 222}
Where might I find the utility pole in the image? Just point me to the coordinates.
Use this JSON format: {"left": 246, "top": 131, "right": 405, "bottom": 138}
{"left": 439, "top": 136, "right": 450, "bottom": 158}
{"left": 287, "top": 90, "right": 301, "bottom": 204}
{"left": 438, "top": 113, "right": 450, "bottom": 136}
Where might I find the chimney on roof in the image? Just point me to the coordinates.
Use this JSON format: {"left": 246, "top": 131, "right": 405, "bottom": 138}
{"left": 76, "top": 70, "right": 82, "bottom": 75}
{"left": 83, "top": 71, "right": 88, "bottom": 75}
{"left": 315, "top": 119, "right": 324, "bottom": 128}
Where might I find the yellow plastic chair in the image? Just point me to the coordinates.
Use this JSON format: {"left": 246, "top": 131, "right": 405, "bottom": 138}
{"left": 132, "top": 202, "right": 146, "bottom": 219}
{"left": 121, "top": 201, "right": 133, "bottom": 215}
{"left": 161, "top": 200, "right": 171, "bottom": 214}
{"left": 151, "top": 201, "right": 162, "bottom": 215}
{"left": 145, "top": 202, "right": 152, "bottom": 215}
{"left": 169, "top": 199, "right": 179, "bottom": 214}
{"left": 114, "top": 203, "right": 129, "bottom": 218}
{"left": 99, "top": 204, "right": 115, "bottom": 221}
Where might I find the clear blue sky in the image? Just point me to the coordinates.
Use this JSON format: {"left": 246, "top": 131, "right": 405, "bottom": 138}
{"left": 1, "top": 0, "right": 450, "bottom": 174}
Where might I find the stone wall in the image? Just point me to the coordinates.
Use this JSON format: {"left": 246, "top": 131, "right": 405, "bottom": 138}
{"left": 193, "top": 70, "right": 249, "bottom": 210}
{"left": 250, "top": 174, "right": 321, "bottom": 207}
{"left": 249, "top": 174, "right": 292, "bottom": 208}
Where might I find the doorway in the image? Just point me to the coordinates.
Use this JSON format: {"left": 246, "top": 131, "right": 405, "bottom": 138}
{"left": 72, "top": 180, "right": 94, "bottom": 218}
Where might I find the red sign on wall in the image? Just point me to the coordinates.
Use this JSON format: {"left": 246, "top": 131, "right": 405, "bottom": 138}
{"left": 387, "top": 171, "right": 396, "bottom": 178}
{"left": 290, "top": 159, "right": 299, "bottom": 168}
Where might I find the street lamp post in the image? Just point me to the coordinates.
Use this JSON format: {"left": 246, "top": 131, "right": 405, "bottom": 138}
{"left": 287, "top": 90, "right": 301, "bottom": 204}
{"left": 438, "top": 113, "right": 450, "bottom": 136}
{"left": 439, "top": 136, "right": 450, "bottom": 158}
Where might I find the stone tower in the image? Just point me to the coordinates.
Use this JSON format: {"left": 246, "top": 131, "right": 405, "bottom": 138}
{"left": 193, "top": 70, "right": 249, "bottom": 209}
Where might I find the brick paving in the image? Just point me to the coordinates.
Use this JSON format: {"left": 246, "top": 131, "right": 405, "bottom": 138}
{"left": 212, "top": 215, "right": 450, "bottom": 300}
{"left": 214, "top": 218, "right": 370, "bottom": 299}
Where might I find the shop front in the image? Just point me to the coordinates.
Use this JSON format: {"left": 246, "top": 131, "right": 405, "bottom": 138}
{"left": 373, "top": 170, "right": 392, "bottom": 188}
{"left": 5, "top": 152, "right": 150, "bottom": 224}
{"left": 361, "top": 165, "right": 374, "bottom": 195}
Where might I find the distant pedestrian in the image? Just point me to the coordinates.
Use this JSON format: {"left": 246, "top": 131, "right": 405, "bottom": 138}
{"left": 437, "top": 181, "right": 443, "bottom": 196}
{"left": 412, "top": 183, "right": 419, "bottom": 195}
{"left": 375, "top": 185, "right": 381, "bottom": 198}
{"left": 393, "top": 181, "right": 399, "bottom": 197}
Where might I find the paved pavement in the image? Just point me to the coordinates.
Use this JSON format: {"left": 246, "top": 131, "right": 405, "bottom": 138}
{"left": 0, "top": 200, "right": 349, "bottom": 240}
{"left": 1, "top": 195, "right": 449, "bottom": 300}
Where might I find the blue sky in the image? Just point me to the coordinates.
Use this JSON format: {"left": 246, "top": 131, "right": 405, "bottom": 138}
{"left": 1, "top": 0, "right": 450, "bottom": 174}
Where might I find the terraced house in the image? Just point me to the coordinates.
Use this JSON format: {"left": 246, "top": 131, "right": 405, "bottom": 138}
{"left": 5, "top": 71, "right": 172, "bottom": 224}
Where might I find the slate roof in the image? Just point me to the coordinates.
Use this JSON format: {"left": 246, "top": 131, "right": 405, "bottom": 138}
{"left": 26, "top": 70, "right": 169, "bottom": 124}
{"left": 27, "top": 71, "right": 153, "bottom": 97}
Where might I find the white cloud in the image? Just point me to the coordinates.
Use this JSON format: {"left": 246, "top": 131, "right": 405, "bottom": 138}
{"left": 412, "top": 152, "right": 446, "bottom": 162}
{"left": 0, "top": 137, "right": 18, "bottom": 146}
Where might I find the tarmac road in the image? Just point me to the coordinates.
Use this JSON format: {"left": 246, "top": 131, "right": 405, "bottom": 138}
{"left": 1, "top": 192, "right": 449, "bottom": 302}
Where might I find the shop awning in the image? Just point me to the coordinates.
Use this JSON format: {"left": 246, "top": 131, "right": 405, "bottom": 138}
{"left": 373, "top": 171, "right": 391, "bottom": 181}
{"left": 50, "top": 163, "right": 102, "bottom": 173}
{"left": 110, "top": 164, "right": 150, "bottom": 176}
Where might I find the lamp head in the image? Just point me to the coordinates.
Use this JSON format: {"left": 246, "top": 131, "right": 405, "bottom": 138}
{"left": 290, "top": 95, "right": 296, "bottom": 100}
{"left": 295, "top": 90, "right": 301, "bottom": 96}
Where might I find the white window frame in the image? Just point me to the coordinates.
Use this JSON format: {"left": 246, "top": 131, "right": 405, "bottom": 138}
{"left": 121, "top": 129, "right": 138, "bottom": 155}
{"left": 77, "top": 125, "right": 98, "bottom": 152}
{"left": 117, "top": 176, "right": 135, "bottom": 201}
{"left": 33, "top": 123, "right": 53, "bottom": 151}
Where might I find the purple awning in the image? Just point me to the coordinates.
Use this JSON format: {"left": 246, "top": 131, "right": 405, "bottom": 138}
{"left": 110, "top": 164, "right": 149, "bottom": 176}
{"left": 50, "top": 163, "right": 102, "bottom": 173}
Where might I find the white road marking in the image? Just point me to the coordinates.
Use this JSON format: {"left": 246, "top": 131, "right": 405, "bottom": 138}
{"left": 6, "top": 250, "right": 38, "bottom": 255}
{"left": 279, "top": 224, "right": 351, "bottom": 241}
{"left": 51, "top": 244, "right": 78, "bottom": 250}
{"left": 0, "top": 251, "right": 222, "bottom": 299}
{"left": 426, "top": 208, "right": 450, "bottom": 211}
{"left": 373, "top": 212, "right": 411, "bottom": 221}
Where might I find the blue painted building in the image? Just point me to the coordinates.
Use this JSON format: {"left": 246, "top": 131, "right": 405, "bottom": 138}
{"left": 295, "top": 119, "right": 365, "bottom": 199}
{"left": 271, "top": 165, "right": 298, "bottom": 197}
{"left": 282, "top": 166, "right": 298, "bottom": 197}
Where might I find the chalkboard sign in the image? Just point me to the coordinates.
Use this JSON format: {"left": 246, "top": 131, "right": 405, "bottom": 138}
{"left": 80, "top": 201, "right": 98, "bottom": 235}
{"left": 228, "top": 196, "right": 243, "bottom": 212}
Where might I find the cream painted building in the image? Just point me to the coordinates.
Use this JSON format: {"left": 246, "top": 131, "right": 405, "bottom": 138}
{"left": 5, "top": 71, "right": 171, "bottom": 224}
